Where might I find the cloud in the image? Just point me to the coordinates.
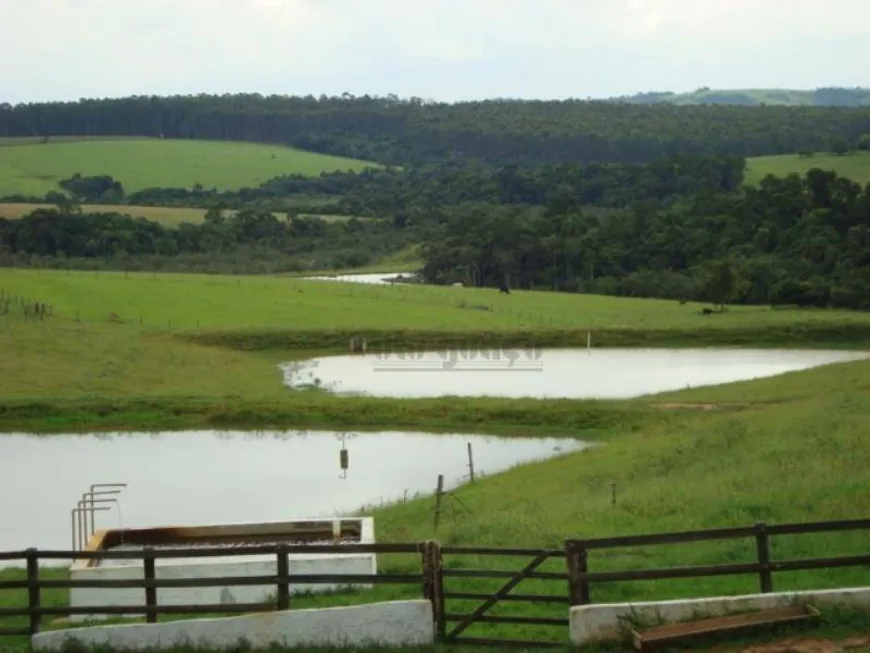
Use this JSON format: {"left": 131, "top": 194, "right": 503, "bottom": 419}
{"left": 1, "top": 0, "right": 868, "bottom": 103}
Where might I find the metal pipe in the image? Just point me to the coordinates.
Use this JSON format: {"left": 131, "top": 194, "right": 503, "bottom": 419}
{"left": 72, "top": 506, "right": 110, "bottom": 555}
{"left": 76, "top": 500, "right": 114, "bottom": 550}
{"left": 85, "top": 496, "right": 119, "bottom": 538}
{"left": 87, "top": 484, "right": 127, "bottom": 537}
{"left": 70, "top": 509, "right": 77, "bottom": 551}
{"left": 81, "top": 490, "right": 123, "bottom": 539}
{"left": 79, "top": 497, "right": 119, "bottom": 546}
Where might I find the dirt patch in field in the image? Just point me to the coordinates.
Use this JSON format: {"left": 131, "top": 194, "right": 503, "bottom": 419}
{"left": 654, "top": 402, "right": 718, "bottom": 410}
{"left": 708, "top": 635, "right": 870, "bottom": 653}
{"left": 651, "top": 402, "right": 765, "bottom": 412}
{"left": 740, "top": 638, "right": 841, "bottom": 653}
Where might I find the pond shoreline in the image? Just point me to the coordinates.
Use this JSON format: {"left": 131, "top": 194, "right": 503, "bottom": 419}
{"left": 184, "top": 324, "right": 870, "bottom": 352}
{"left": 0, "top": 393, "right": 659, "bottom": 435}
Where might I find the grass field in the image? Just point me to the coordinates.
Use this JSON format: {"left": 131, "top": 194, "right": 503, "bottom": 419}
{"left": 0, "top": 137, "right": 380, "bottom": 197}
{"left": 2, "top": 268, "right": 870, "bottom": 649}
{"left": 6, "top": 268, "right": 870, "bottom": 334}
{"left": 0, "top": 202, "right": 359, "bottom": 226}
{"left": 745, "top": 151, "right": 870, "bottom": 186}
{"left": 0, "top": 136, "right": 141, "bottom": 147}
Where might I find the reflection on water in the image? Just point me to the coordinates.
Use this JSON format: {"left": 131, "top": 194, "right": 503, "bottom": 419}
{"left": 282, "top": 348, "right": 870, "bottom": 399}
{"left": 0, "top": 429, "right": 590, "bottom": 561}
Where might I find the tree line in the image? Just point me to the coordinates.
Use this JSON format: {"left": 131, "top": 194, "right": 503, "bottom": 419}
{"left": 420, "top": 169, "right": 870, "bottom": 310}
{"left": 2, "top": 154, "right": 748, "bottom": 228}
{"left": 3, "top": 94, "right": 870, "bottom": 166}
{"left": 0, "top": 207, "right": 413, "bottom": 275}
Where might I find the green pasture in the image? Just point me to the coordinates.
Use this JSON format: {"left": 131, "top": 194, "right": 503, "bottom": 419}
{"left": 0, "top": 137, "right": 380, "bottom": 197}
{"left": 745, "top": 151, "right": 870, "bottom": 186}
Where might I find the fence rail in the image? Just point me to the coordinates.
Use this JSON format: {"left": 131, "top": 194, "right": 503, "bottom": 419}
{"left": 0, "top": 517, "right": 868, "bottom": 648}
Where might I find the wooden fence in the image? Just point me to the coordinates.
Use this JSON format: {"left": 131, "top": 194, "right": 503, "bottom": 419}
{"left": 1, "top": 517, "right": 869, "bottom": 649}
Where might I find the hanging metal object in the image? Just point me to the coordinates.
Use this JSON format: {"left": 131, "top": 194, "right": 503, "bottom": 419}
{"left": 336, "top": 431, "right": 355, "bottom": 479}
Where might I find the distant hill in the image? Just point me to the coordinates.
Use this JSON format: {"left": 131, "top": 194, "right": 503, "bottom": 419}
{"left": 611, "top": 87, "right": 870, "bottom": 107}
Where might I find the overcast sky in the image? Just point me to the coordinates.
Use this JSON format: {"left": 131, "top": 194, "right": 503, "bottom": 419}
{"left": 3, "top": 0, "right": 868, "bottom": 104}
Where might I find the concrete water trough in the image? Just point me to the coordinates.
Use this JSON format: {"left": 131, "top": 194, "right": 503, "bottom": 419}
{"left": 70, "top": 517, "right": 376, "bottom": 622}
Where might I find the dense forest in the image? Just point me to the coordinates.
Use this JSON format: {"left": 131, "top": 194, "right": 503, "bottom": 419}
{"left": 0, "top": 208, "right": 411, "bottom": 274}
{"left": 421, "top": 169, "right": 870, "bottom": 309}
{"left": 6, "top": 154, "right": 746, "bottom": 226}
{"left": 3, "top": 94, "right": 870, "bottom": 166}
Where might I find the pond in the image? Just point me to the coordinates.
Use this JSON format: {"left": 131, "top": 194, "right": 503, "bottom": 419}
{"left": 282, "top": 347, "right": 870, "bottom": 399}
{"left": 303, "top": 271, "right": 420, "bottom": 285}
{"left": 0, "top": 429, "right": 589, "bottom": 562}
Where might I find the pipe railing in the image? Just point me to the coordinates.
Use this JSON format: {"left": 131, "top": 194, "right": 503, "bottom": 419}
{"left": 71, "top": 505, "right": 111, "bottom": 554}
{"left": 81, "top": 490, "right": 123, "bottom": 540}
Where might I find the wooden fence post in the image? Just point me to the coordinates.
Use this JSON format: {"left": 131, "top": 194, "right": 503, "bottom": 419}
{"left": 433, "top": 475, "right": 445, "bottom": 532}
{"left": 421, "top": 540, "right": 445, "bottom": 641}
{"left": 276, "top": 545, "right": 290, "bottom": 611}
{"left": 26, "top": 548, "right": 41, "bottom": 636}
{"left": 564, "top": 540, "right": 581, "bottom": 606}
{"left": 143, "top": 547, "right": 157, "bottom": 623}
{"left": 755, "top": 522, "right": 773, "bottom": 593}
{"left": 574, "top": 541, "right": 592, "bottom": 605}
{"left": 432, "top": 541, "right": 445, "bottom": 641}
{"left": 421, "top": 541, "right": 435, "bottom": 613}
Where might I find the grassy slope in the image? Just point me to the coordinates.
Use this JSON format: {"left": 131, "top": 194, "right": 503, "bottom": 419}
{"left": 745, "top": 151, "right": 870, "bottom": 186}
{"left": 5, "top": 268, "right": 870, "bottom": 333}
{"left": 0, "top": 138, "right": 380, "bottom": 196}
{"left": 0, "top": 203, "right": 358, "bottom": 226}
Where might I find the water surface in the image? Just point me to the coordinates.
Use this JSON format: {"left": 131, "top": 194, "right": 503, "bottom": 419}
{"left": 0, "top": 429, "right": 587, "bottom": 562}
{"left": 282, "top": 348, "right": 870, "bottom": 399}
{"left": 303, "top": 271, "right": 419, "bottom": 285}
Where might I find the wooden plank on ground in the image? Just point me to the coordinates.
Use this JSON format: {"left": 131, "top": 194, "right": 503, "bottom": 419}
{"left": 632, "top": 604, "right": 820, "bottom": 652}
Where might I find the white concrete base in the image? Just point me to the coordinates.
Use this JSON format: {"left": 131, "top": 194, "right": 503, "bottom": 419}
{"left": 71, "top": 517, "right": 378, "bottom": 622}
{"left": 33, "top": 600, "right": 434, "bottom": 651}
{"left": 570, "top": 586, "right": 870, "bottom": 646}
{"left": 70, "top": 554, "right": 376, "bottom": 622}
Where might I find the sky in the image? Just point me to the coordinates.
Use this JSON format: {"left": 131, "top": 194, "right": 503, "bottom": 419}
{"left": 2, "top": 0, "right": 869, "bottom": 104}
